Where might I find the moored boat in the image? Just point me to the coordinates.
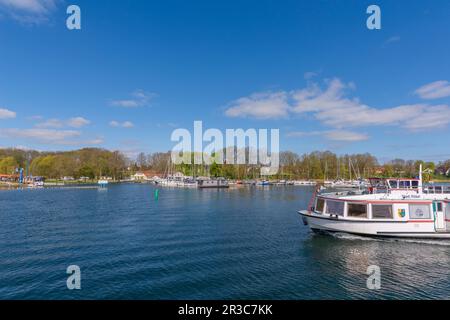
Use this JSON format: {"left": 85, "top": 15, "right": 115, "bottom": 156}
{"left": 256, "top": 180, "right": 270, "bottom": 186}
{"left": 197, "top": 178, "right": 229, "bottom": 189}
{"left": 293, "top": 180, "right": 316, "bottom": 186}
{"left": 299, "top": 166, "right": 450, "bottom": 239}
{"left": 98, "top": 179, "right": 109, "bottom": 187}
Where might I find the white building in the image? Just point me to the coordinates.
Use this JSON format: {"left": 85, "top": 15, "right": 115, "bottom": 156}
{"left": 131, "top": 172, "right": 148, "bottom": 181}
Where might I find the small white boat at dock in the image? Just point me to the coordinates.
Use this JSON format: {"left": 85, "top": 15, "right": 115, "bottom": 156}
{"left": 98, "top": 179, "right": 109, "bottom": 187}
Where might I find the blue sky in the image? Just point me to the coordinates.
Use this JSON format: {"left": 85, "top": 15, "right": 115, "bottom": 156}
{"left": 0, "top": 0, "right": 449, "bottom": 162}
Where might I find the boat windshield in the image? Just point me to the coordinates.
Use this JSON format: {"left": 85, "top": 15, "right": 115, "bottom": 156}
{"left": 389, "top": 180, "right": 398, "bottom": 189}
{"left": 368, "top": 178, "right": 387, "bottom": 189}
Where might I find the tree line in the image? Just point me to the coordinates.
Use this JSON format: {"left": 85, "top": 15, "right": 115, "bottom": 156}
{"left": 0, "top": 148, "right": 127, "bottom": 180}
{"left": 1, "top": 147, "right": 449, "bottom": 180}
{"left": 135, "top": 150, "right": 450, "bottom": 180}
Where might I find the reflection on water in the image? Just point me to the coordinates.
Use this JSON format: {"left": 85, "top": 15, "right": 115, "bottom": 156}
{"left": 302, "top": 233, "right": 450, "bottom": 299}
{"left": 0, "top": 184, "right": 450, "bottom": 299}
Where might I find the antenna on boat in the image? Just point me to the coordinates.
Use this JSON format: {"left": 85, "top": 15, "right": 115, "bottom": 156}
{"left": 419, "top": 163, "right": 423, "bottom": 194}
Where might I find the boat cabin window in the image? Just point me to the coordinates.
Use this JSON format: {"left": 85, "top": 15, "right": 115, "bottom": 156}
{"left": 435, "top": 186, "right": 443, "bottom": 194}
{"left": 436, "top": 202, "right": 443, "bottom": 212}
{"left": 347, "top": 203, "right": 368, "bottom": 218}
{"left": 446, "top": 203, "right": 450, "bottom": 220}
{"left": 411, "top": 181, "right": 419, "bottom": 189}
{"left": 372, "top": 204, "right": 393, "bottom": 219}
{"left": 409, "top": 204, "right": 431, "bottom": 219}
{"left": 399, "top": 180, "right": 411, "bottom": 189}
{"left": 316, "top": 198, "right": 325, "bottom": 213}
{"left": 389, "top": 180, "right": 398, "bottom": 189}
{"left": 325, "top": 200, "right": 344, "bottom": 216}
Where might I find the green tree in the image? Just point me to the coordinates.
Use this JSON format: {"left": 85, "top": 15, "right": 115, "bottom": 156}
{"left": 77, "top": 165, "right": 95, "bottom": 179}
{"left": 209, "top": 161, "right": 221, "bottom": 177}
{"left": 0, "top": 157, "right": 18, "bottom": 174}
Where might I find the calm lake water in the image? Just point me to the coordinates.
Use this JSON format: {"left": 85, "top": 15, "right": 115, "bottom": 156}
{"left": 1, "top": 183, "right": 450, "bottom": 300}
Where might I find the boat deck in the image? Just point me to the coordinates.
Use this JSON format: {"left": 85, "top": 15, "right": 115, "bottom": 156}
{"left": 321, "top": 191, "right": 450, "bottom": 202}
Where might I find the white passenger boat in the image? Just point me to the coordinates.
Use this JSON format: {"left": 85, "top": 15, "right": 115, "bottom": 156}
{"left": 299, "top": 166, "right": 450, "bottom": 239}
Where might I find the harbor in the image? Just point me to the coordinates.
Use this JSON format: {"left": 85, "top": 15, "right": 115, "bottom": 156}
{"left": 1, "top": 182, "right": 450, "bottom": 300}
{"left": 1, "top": 152, "right": 450, "bottom": 300}
{"left": 1, "top": 0, "right": 449, "bottom": 305}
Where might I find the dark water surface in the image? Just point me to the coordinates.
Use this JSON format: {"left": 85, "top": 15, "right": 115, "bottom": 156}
{"left": 1, "top": 184, "right": 450, "bottom": 299}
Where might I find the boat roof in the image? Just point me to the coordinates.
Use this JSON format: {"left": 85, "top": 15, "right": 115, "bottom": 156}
{"left": 318, "top": 191, "right": 450, "bottom": 202}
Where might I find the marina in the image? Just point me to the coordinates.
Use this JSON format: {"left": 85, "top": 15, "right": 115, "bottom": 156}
{"left": 0, "top": 0, "right": 449, "bottom": 304}
{"left": 2, "top": 183, "right": 450, "bottom": 299}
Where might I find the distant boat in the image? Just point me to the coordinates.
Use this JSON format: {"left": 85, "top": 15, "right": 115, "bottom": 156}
{"left": 293, "top": 180, "right": 316, "bottom": 186}
{"left": 197, "top": 178, "right": 229, "bottom": 189}
{"left": 27, "top": 176, "right": 44, "bottom": 188}
{"left": 155, "top": 175, "right": 198, "bottom": 188}
{"left": 98, "top": 179, "right": 109, "bottom": 186}
{"left": 256, "top": 180, "right": 270, "bottom": 186}
{"left": 331, "top": 179, "right": 368, "bottom": 189}
{"left": 28, "top": 181, "right": 44, "bottom": 188}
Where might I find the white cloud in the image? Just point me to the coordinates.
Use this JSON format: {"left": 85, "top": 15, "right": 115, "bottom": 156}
{"left": 109, "top": 120, "right": 134, "bottom": 128}
{"left": 287, "top": 130, "right": 369, "bottom": 142}
{"left": 324, "top": 130, "right": 369, "bottom": 141}
{"left": 225, "top": 92, "right": 289, "bottom": 119}
{"left": 35, "top": 118, "right": 63, "bottom": 128}
{"left": 227, "top": 78, "right": 450, "bottom": 132}
{"left": 67, "top": 117, "right": 90, "bottom": 128}
{"left": 415, "top": 80, "right": 450, "bottom": 99}
{"left": 0, "top": 128, "right": 80, "bottom": 143}
{"left": 35, "top": 117, "right": 90, "bottom": 128}
{"left": 122, "top": 121, "right": 134, "bottom": 128}
{"left": 110, "top": 90, "right": 157, "bottom": 108}
{"left": 292, "top": 78, "right": 450, "bottom": 130}
{"left": 0, "top": 0, "right": 58, "bottom": 24}
{"left": 402, "top": 104, "right": 450, "bottom": 130}
{"left": 286, "top": 131, "right": 321, "bottom": 138}
{"left": 0, "top": 128, "right": 103, "bottom": 146}
{"left": 0, "top": 0, "right": 56, "bottom": 13}
{"left": 0, "top": 108, "right": 16, "bottom": 119}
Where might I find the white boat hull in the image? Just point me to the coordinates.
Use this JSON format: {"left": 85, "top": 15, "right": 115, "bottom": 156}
{"left": 299, "top": 210, "right": 450, "bottom": 239}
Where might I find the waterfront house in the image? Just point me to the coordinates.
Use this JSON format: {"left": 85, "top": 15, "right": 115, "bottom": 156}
{"left": 132, "top": 172, "right": 148, "bottom": 181}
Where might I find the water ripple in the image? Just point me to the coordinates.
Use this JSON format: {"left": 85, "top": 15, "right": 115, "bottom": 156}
{"left": 1, "top": 184, "right": 450, "bottom": 299}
